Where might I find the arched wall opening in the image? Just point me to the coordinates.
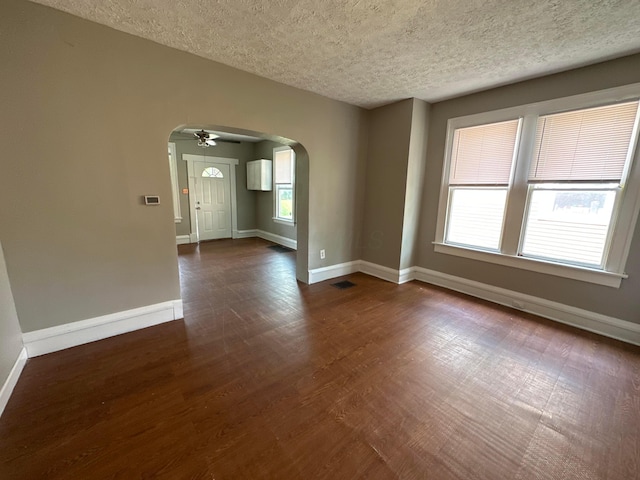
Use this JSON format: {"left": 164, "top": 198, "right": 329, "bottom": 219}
{"left": 167, "top": 124, "right": 310, "bottom": 284}
{"left": 0, "top": 0, "right": 368, "bottom": 335}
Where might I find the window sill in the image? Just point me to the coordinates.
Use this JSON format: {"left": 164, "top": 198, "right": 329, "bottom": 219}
{"left": 272, "top": 217, "right": 294, "bottom": 226}
{"left": 433, "top": 242, "right": 626, "bottom": 288}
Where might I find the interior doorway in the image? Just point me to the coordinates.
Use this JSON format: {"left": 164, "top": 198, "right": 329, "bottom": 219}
{"left": 191, "top": 160, "right": 232, "bottom": 241}
{"left": 183, "top": 154, "right": 239, "bottom": 243}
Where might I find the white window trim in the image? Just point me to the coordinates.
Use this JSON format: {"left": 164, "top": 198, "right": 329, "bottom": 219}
{"left": 434, "top": 83, "right": 640, "bottom": 289}
{"left": 433, "top": 243, "right": 627, "bottom": 288}
{"left": 272, "top": 218, "right": 294, "bottom": 225}
{"left": 273, "top": 146, "right": 296, "bottom": 225}
{"left": 168, "top": 142, "right": 182, "bottom": 223}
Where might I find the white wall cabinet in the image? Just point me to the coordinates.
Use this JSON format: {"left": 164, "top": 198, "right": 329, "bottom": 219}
{"left": 247, "top": 159, "right": 272, "bottom": 191}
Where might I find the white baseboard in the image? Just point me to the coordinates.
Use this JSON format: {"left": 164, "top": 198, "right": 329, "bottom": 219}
{"left": 398, "top": 268, "right": 414, "bottom": 284}
{"left": 412, "top": 266, "right": 640, "bottom": 346}
{"left": 189, "top": 233, "right": 198, "bottom": 243}
{"left": 311, "top": 260, "right": 411, "bottom": 285}
{"left": 307, "top": 258, "right": 640, "bottom": 346}
{"left": 234, "top": 229, "right": 258, "bottom": 239}
{"left": 187, "top": 229, "right": 295, "bottom": 249}
{"left": 359, "top": 261, "right": 407, "bottom": 283}
{"left": 256, "top": 230, "right": 297, "bottom": 250}
{"left": 176, "top": 235, "right": 191, "bottom": 245}
{"left": 22, "top": 300, "right": 183, "bottom": 357}
{"left": 0, "top": 348, "right": 27, "bottom": 418}
{"left": 308, "top": 261, "right": 360, "bottom": 284}
{"left": 173, "top": 299, "right": 184, "bottom": 320}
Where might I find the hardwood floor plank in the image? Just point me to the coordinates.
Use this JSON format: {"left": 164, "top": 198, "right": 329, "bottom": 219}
{"left": 1, "top": 238, "right": 639, "bottom": 479}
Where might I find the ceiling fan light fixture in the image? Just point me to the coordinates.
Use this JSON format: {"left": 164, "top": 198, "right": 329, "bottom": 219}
{"left": 194, "top": 129, "right": 219, "bottom": 148}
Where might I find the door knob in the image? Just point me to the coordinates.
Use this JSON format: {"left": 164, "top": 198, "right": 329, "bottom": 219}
{"left": 195, "top": 207, "right": 201, "bottom": 210}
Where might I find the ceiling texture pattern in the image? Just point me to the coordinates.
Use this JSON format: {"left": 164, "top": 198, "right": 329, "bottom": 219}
{"left": 29, "top": 0, "right": 640, "bottom": 108}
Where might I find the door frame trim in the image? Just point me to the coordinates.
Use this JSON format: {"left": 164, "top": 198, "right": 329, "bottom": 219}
{"left": 183, "top": 154, "right": 239, "bottom": 242}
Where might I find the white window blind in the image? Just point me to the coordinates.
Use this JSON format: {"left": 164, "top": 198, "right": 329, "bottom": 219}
{"left": 449, "top": 119, "right": 519, "bottom": 185}
{"left": 521, "top": 187, "right": 618, "bottom": 267}
{"left": 447, "top": 188, "right": 507, "bottom": 250}
{"left": 529, "top": 101, "right": 639, "bottom": 182}
{"left": 274, "top": 149, "right": 293, "bottom": 184}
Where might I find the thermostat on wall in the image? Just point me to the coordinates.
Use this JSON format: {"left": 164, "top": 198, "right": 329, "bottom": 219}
{"left": 144, "top": 195, "right": 160, "bottom": 205}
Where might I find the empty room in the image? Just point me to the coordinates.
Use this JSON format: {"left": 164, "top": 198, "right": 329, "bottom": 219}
{"left": 1, "top": 0, "right": 639, "bottom": 478}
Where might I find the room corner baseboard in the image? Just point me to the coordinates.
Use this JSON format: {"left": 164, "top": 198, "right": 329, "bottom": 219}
{"left": 0, "top": 348, "right": 27, "bottom": 418}
{"left": 412, "top": 267, "right": 640, "bottom": 347}
{"left": 176, "top": 235, "right": 191, "bottom": 245}
{"left": 398, "top": 267, "right": 414, "bottom": 284}
{"left": 359, "top": 261, "right": 403, "bottom": 283}
{"left": 256, "top": 230, "right": 297, "bottom": 250}
{"left": 308, "top": 261, "right": 360, "bottom": 284}
{"left": 172, "top": 299, "right": 184, "bottom": 320}
{"left": 234, "top": 229, "right": 258, "bottom": 239}
{"left": 22, "top": 300, "right": 183, "bottom": 358}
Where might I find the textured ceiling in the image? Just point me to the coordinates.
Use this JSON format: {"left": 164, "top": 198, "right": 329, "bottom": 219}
{"left": 29, "top": 0, "right": 640, "bottom": 108}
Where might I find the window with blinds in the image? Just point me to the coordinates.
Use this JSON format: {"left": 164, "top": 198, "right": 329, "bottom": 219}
{"left": 445, "top": 119, "right": 519, "bottom": 250}
{"left": 436, "top": 90, "right": 640, "bottom": 283}
{"left": 273, "top": 147, "right": 295, "bottom": 222}
{"left": 529, "top": 101, "right": 638, "bottom": 183}
{"left": 521, "top": 101, "right": 639, "bottom": 267}
{"left": 450, "top": 119, "right": 519, "bottom": 185}
{"left": 274, "top": 149, "right": 293, "bottom": 185}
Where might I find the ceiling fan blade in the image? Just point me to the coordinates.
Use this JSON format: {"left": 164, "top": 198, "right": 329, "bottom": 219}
{"left": 206, "top": 139, "right": 217, "bottom": 146}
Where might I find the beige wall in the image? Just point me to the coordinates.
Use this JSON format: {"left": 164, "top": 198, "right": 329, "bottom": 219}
{"left": 361, "top": 98, "right": 429, "bottom": 271}
{"left": 361, "top": 99, "right": 414, "bottom": 268}
{"left": 400, "top": 99, "right": 430, "bottom": 270}
{"left": 0, "top": 242, "right": 23, "bottom": 390}
{"left": 0, "top": 0, "right": 367, "bottom": 332}
{"left": 417, "top": 54, "right": 640, "bottom": 323}
{"left": 253, "top": 140, "right": 297, "bottom": 241}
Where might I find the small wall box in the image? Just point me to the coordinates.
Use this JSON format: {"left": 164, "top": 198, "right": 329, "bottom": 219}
{"left": 247, "top": 159, "right": 272, "bottom": 191}
{"left": 144, "top": 195, "right": 160, "bottom": 205}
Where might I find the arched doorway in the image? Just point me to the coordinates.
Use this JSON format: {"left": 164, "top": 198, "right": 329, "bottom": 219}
{"left": 167, "top": 124, "right": 309, "bottom": 283}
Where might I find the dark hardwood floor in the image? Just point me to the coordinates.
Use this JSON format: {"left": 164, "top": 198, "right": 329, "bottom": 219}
{"left": 1, "top": 238, "right": 639, "bottom": 479}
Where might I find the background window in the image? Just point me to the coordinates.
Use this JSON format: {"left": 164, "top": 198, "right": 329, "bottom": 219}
{"left": 274, "top": 147, "right": 295, "bottom": 222}
{"left": 276, "top": 186, "right": 293, "bottom": 220}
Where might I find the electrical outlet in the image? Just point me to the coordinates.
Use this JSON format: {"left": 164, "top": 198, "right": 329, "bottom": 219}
{"left": 320, "top": 249, "right": 326, "bottom": 260}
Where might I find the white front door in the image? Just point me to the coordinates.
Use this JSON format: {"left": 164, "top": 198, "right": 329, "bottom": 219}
{"left": 194, "top": 161, "right": 232, "bottom": 241}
